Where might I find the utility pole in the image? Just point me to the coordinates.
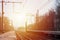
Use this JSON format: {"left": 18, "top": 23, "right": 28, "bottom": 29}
{"left": 2, "top": 0, "right": 4, "bottom": 33}
{"left": 25, "top": 20, "right": 27, "bottom": 32}
{"left": 36, "top": 9, "right": 39, "bottom": 23}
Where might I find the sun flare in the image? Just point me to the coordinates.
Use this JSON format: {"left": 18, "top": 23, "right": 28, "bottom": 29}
{"left": 6, "top": 13, "right": 35, "bottom": 29}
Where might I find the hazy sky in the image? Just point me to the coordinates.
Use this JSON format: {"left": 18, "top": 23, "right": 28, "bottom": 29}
{"left": 0, "top": 0, "right": 56, "bottom": 27}
{"left": 0, "top": 0, "right": 56, "bottom": 16}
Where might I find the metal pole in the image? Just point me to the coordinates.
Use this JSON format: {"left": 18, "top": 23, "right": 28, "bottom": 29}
{"left": 25, "top": 19, "right": 27, "bottom": 32}
{"left": 2, "top": 0, "right": 4, "bottom": 33}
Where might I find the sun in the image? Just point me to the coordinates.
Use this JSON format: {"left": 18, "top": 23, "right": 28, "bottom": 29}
{"left": 6, "top": 13, "right": 35, "bottom": 29}
{"left": 8, "top": 13, "right": 26, "bottom": 28}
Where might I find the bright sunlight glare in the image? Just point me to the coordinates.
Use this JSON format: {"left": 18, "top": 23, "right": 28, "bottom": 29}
{"left": 5, "top": 13, "right": 35, "bottom": 29}
{"left": 4, "top": 0, "right": 55, "bottom": 29}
